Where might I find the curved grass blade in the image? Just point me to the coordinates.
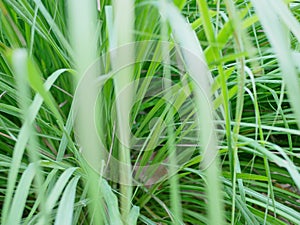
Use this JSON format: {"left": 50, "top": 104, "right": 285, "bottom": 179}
{"left": 6, "top": 163, "right": 35, "bottom": 225}
{"left": 54, "top": 176, "right": 80, "bottom": 225}
{"left": 101, "top": 179, "right": 123, "bottom": 225}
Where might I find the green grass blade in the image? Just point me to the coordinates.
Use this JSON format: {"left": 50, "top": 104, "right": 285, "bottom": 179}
{"left": 158, "top": 1, "right": 225, "bottom": 224}
{"left": 54, "top": 176, "right": 80, "bottom": 225}
{"left": 161, "top": 2, "right": 183, "bottom": 223}
{"left": 128, "top": 205, "right": 140, "bottom": 225}
{"left": 101, "top": 179, "right": 123, "bottom": 225}
{"left": 6, "top": 163, "right": 35, "bottom": 225}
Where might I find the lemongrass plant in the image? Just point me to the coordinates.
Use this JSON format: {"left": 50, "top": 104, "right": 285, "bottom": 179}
{"left": 0, "top": 0, "right": 300, "bottom": 225}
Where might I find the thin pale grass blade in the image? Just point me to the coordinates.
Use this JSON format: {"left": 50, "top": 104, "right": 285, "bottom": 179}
{"left": 6, "top": 163, "right": 35, "bottom": 225}
{"left": 161, "top": 2, "right": 183, "bottom": 223}
{"left": 157, "top": 1, "right": 225, "bottom": 224}
{"left": 56, "top": 103, "right": 74, "bottom": 161}
{"left": 128, "top": 205, "right": 140, "bottom": 225}
{"left": 101, "top": 179, "right": 123, "bottom": 225}
{"left": 54, "top": 176, "right": 80, "bottom": 225}
{"left": 28, "top": 4, "right": 38, "bottom": 56}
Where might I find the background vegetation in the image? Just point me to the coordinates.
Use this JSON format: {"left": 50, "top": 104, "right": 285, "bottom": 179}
{"left": 0, "top": 0, "right": 299, "bottom": 224}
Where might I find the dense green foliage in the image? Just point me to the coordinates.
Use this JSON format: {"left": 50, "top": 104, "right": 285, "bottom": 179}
{"left": 0, "top": 0, "right": 300, "bottom": 224}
